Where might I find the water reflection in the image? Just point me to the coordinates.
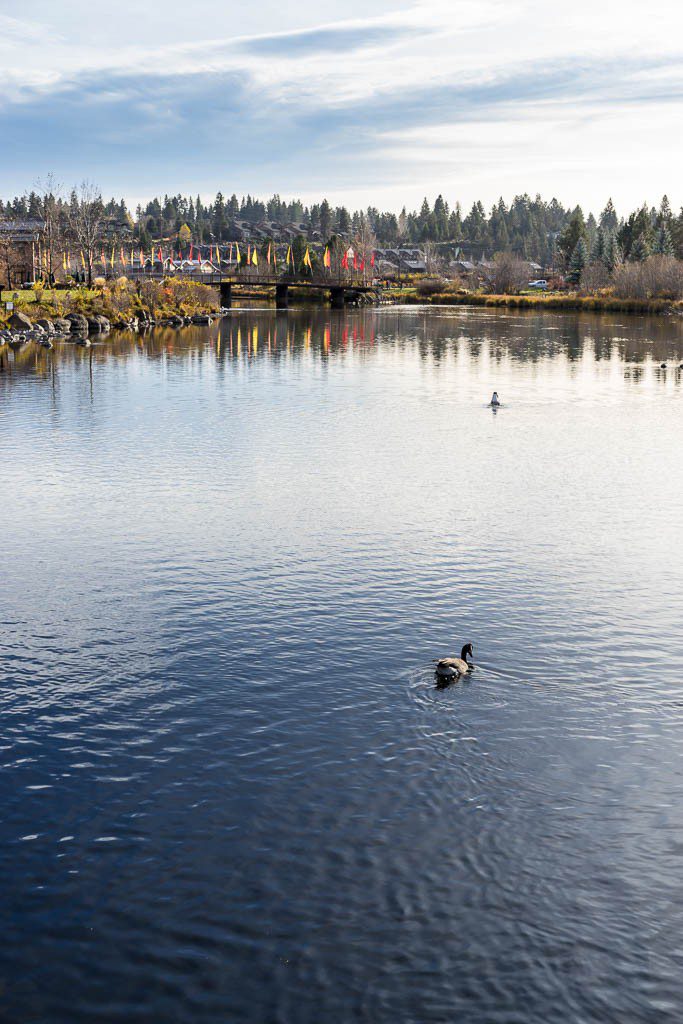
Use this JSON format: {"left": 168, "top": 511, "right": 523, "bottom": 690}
{"left": 2, "top": 307, "right": 683, "bottom": 400}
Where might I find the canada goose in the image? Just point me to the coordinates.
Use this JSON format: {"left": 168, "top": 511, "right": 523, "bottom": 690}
{"left": 490, "top": 391, "right": 501, "bottom": 407}
{"left": 435, "top": 643, "right": 474, "bottom": 680}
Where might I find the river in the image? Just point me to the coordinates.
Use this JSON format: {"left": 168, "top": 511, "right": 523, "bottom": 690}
{"left": 2, "top": 307, "right": 683, "bottom": 1023}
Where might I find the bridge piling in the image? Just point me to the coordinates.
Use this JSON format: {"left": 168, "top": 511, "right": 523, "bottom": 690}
{"left": 330, "top": 286, "right": 345, "bottom": 309}
{"left": 275, "top": 283, "right": 289, "bottom": 309}
{"left": 220, "top": 282, "right": 232, "bottom": 308}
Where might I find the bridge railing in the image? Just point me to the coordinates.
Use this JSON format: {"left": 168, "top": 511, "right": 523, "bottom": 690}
{"left": 124, "top": 268, "right": 378, "bottom": 288}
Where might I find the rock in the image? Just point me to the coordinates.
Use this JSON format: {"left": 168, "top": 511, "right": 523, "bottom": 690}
{"left": 191, "top": 315, "right": 213, "bottom": 324}
{"left": 53, "top": 317, "right": 72, "bottom": 333}
{"left": 36, "top": 318, "right": 56, "bottom": 335}
{"left": 9, "top": 311, "right": 32, "bottom": 330}
{"left": 87, "top": 317, "right": 103, "bottom": 333}
{"left": 75, "top": 337, "right": 91, "bottom": 347}
{"left": 95, "top": 315, "right": 111, "bottom": 331}
{"left": 40, "top": 338, "right": 54, "bottom": 350}
{"left": 65, "top": 313, "right": 89, "bottom": 333}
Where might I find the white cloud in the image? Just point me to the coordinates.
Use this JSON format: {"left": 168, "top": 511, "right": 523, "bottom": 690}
{"left": 0, "top": 0, "right": 681, "bottom": 209}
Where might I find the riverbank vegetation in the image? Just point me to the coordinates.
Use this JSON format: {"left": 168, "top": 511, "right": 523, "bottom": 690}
{"left": 0, "top": 278, "right": 219, "bottom": 329}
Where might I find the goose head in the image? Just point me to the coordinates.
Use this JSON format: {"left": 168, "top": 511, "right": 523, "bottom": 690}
{"left": 461, "top": 643, "right": 474, "bottom": 664}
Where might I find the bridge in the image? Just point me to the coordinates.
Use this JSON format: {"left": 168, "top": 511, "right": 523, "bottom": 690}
{"left": 127, "top": 270, "right": 382, "bottom": 309}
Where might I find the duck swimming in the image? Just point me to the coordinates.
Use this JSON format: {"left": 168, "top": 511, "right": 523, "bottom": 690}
{"left": 490, "top": 391, "right": 501, "bottom": 407}
{"left": 435, "top": 643, "right": 474, "bottom": 681}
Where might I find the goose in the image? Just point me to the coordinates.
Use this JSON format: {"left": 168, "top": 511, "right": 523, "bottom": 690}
{"left": 435, "top": 643, "right": 474, "bottom": 681}
{"left": 490, "top": 391, "right": 501, "bottom": 407}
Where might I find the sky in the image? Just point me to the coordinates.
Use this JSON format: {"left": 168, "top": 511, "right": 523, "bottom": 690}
{"left": 0, "top": 0, "right": 682, "bottom": 216}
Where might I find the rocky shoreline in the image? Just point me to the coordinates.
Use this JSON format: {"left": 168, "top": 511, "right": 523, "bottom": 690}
{"left": 0, "top": 309, "right": 218, "bottom": 350}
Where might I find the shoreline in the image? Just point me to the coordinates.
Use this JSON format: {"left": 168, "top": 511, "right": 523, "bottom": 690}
{"left": 386, "top": 292, "right": 683, "bottom": 316}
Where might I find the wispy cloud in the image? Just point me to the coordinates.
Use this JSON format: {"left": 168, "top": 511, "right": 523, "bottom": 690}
{"left": 0, "top": 1, "right": 681, "bottom": 210}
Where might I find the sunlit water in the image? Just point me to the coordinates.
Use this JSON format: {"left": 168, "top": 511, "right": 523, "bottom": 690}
{"left": 2, "top": 307, "right": 683, "bottom": 1023}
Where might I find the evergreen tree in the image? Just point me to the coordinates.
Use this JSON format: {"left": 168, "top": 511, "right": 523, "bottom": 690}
{"left": 567, "top": 238, "right": 588, "bottom": 283}
{"left": 590, "top": 226, "right": 606, "bottom": 264}
{"left": 653, "top": 225, "right": 674, "bottom": 256}
{"left": 557, "top": 207, "right": 588, "bottom": 267}
{"left": 631, "top": 232, "right": 651, "bottom": 262}
{"left": 603, "top": 231, "right": 623, "bottom": 272}
{"left": 599, "top": 198, "right": 618, "bottom": 232}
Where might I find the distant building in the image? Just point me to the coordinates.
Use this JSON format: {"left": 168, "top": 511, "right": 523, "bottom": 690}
{"left": 0, "top": 218, "right": 45, "bottom": 285}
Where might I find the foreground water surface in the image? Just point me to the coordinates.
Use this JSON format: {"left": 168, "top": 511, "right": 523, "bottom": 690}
{"left": 2, "top": 307, "right": 683, "bottom": 1023}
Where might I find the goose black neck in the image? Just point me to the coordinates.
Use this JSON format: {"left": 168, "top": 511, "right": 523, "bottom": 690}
{"left": 460, "top": 644, "right": 472, "bottom": 662}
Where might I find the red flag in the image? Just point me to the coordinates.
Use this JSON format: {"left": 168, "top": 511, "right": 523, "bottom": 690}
{"left": 370, "top": 252, "right": 375, "bottom": 267}
{"left": 158, "top": 246, "right": 163, "bottom": 262}
{"left": 190, "top": 244, "right": 194, "bottom": 260}
{"left": 353, "top": 253, "right": 358, "bottom": 271}
{"left": 341, "top": 251, "right": 348, "bottom": 270}
{"left": 359, "top": 258, "right": 365, "bottom": 272}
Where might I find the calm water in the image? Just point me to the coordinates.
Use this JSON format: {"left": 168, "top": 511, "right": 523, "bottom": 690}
{"left": 2, "top": 307, "right": 683, "bottom": 1023}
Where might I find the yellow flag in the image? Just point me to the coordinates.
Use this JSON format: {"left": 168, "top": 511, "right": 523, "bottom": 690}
{"left": 252, "top": 248, "right": 258, "bottom": 267}
{"left": 236, "top": 242, "right": 241, "bottom": 264}
{"left": 81, "top": 251, "right": 86, "bottom": 269}
{"left": 63, "top": 253, "right": 67, "bottom": 272}
{"left": 286, "top": 245, "right": 292, "bottom": 265}
{"left": 266, "top": 243, "right": 271, "bottom": 264}
{"left": 303, "top": 247, "right": 312, "bottom": 269}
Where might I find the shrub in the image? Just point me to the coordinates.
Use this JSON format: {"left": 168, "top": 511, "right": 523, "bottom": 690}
{"left": 487, "top": 253, "right": 532, "bottom": 294}
{"left": 612, "top": 256, "right": 683, "bottom": 300}
{"left": 416, "top": 277, "right": 447, "bottom": 296}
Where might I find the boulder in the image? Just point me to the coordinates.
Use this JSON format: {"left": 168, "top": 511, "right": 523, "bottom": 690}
{"left": 95, "top": 315, "right": 111, "bottom": 331}
{"left": 87, "top": 317, "right": 103, "bottom": 333}
{"left": 36, "top": 318, "right": 56, "bottom": 335}
{"left": 9, "top": 311, "right": 32, "bottom": 330}
{"left": 75, "top": 337, "right": 91, "bottom": 347}
{"left": 53, "top": 318, "right": 72, "bottom": 333}
{"left": 65, "top": 313, "right": 89, "bottom": 333}
{"left": 191, "top": 314, "right": 213, "bottom": 324}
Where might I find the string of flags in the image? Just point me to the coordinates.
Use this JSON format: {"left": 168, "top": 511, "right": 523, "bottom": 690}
{"left": 33, "top": 241, "right": 377, "bottom": 276}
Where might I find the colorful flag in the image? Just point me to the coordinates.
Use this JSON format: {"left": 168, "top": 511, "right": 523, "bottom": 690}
{"left": 341, "top": 250, "right": 349, "bottom": 270}
{"left": 266, "top": 243, "right": 271, "bottom": 265}
{"left": 286, "top": 245, "right": 292, "bottom": 266}
{"left": 323, "top": 246, "right": 331, "bottom": 269}
{"left": 252, "top": 247, "right": 258, "bottom": 267}
{"left": 370, "top": 252, "right": 375, "bottom": 267}
{"left": 236, "top": 242, "right": 241, "bottom": 264}
{"left": 303, "top": 248, "right": 312, "bottom": 269}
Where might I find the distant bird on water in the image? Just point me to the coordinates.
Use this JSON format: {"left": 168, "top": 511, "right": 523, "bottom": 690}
{"left": 490, "top": 391, "right": 501, "bottom": 407}
{"left": 434, "top": 643, "right": 474, "bottom": 681}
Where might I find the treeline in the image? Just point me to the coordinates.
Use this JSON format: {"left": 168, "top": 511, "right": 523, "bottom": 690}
{"left": 2, "top": 186, "right": 683, "bottom": 269}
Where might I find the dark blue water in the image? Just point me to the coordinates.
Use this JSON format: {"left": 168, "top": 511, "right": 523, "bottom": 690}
{"left": 2, "top": 308, "right": 683, "bottom": 1023}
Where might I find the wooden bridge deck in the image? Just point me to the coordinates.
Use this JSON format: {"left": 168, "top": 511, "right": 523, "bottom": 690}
{"left": 128, "top": 270, "right": 381, "bottom": 307}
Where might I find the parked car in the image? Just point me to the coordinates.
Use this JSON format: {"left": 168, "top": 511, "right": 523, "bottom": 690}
{"left": 528, "top": 279, "right": 548, "bottom": 290}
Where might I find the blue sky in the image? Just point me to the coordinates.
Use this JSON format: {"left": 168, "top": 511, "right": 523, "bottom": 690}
{"left": 1, "top": 0, "right": 682, "bottom": 214}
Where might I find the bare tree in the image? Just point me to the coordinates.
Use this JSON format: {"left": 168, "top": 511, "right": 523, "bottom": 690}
{"left": 353, "top": 214, "right": 377, "bottom": 284}
{"left": 488, "top": 252, "right": 531, "bottom": 294}
{"left": 422, "top": 241, "right": 443, "bottom": 276}
{"left": 35, "top": 174, "right": 64, "bottom": 284}
{"left": 66, "top": 181, "right": 105, "bottom": 286}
